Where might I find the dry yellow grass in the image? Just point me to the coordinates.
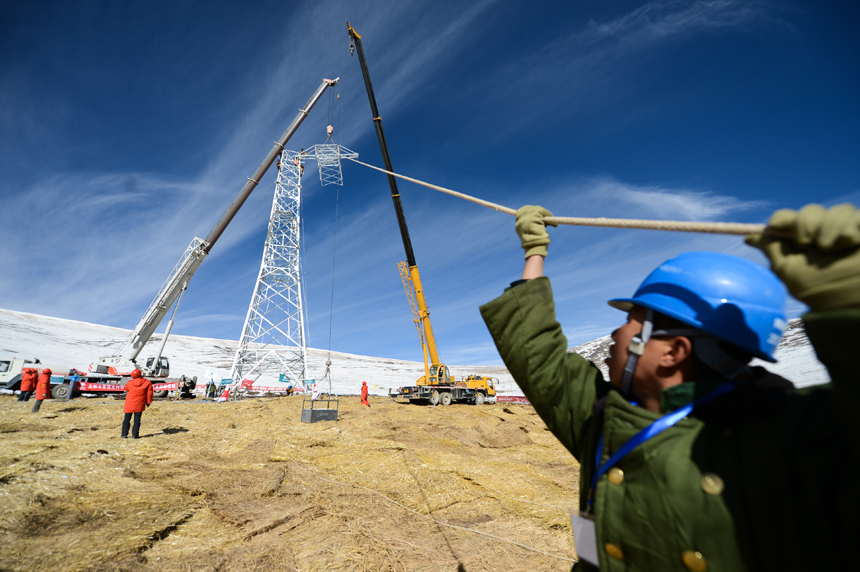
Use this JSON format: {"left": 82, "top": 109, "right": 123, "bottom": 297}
{"left": 0, "top": 393, "right": 580, "bottom": 571}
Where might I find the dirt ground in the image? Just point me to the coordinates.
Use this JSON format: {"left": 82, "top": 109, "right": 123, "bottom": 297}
{"left": 0, "top": 393, "right": 580, "bottom": 572}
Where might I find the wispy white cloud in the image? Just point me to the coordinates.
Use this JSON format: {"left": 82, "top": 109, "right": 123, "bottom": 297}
{"left": 289, "top": 165, "right": 778, "bottom": 360}
{"left": 577, "top": 176, "right": 768, "bottom": 220}
{"left": 531, "top": 0, "right": 771, "bottom": 79}
{"left": 0, "top": 0, "right": 502, "bottom": 334}
{"left": 0, "top": 0, "right": 829, "bottom": 369}
{"left": 0, "top": 170, "right": 216, "bottom": 328}
{"left": 471, "top": 0, "right": 780, "bottom": 135}
{"left": 188, "top": 0, "right": 502, "bottom": 257}
{"left": 365, "top": 0, "right": 498, "bottom": 113}
{"left": 581, "top": 0, "right": 770, "bottom": 43}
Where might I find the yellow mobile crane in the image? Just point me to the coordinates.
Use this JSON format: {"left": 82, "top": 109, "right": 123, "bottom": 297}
{"left": 348, "top": 23, "right": 495, "bottom": 406}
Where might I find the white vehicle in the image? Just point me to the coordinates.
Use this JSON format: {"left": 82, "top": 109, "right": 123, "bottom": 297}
{"left": 0, "top": 355, "right": 197, "bottom": 399}
{"left": 0, "top": 357, "right": 75, "bottom": 399}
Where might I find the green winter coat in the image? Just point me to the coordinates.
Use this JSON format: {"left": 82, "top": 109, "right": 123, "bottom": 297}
{"left": 480, "top": 277, "right": 860, "bottom": 572}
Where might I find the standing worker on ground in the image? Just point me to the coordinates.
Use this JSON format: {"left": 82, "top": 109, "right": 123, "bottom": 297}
{"left": 121, "top": 369, "right": 152, "bottom": 439}
{"left": 360, "top": 381, "right": 370, "bottom": 407}
{"left": 31, "top": 368, "right": 52, "bottom": 413}
{"left": 480, "top": 203, "right": 860, "bottom": 571}
{"left": 18, "top": 367, "right": 38, "bottom": 402}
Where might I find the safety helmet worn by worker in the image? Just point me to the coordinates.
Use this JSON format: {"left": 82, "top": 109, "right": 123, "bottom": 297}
{"left": 131, "top": 369, "right": 142, "bottom": 378}
{"left": 608, "top": 252, "right": 787, "bottom": 395}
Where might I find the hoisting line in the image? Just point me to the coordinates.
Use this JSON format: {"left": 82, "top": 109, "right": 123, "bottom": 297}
{"left": 346, "top": 157, "right": 768, "bottom": 236}
{"left": 322, "top": 186, "right": 341, "bottom": 395}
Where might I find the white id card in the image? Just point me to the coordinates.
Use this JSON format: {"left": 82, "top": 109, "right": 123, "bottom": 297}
{"left": 570, "top": 509, "right": 599, "bottom": 566}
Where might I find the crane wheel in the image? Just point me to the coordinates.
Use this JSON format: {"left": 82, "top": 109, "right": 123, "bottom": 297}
{"left": 474, "top": 393, "right": 485, "bottom": 406}
{"left": 440, "top": 392, "right": 452, "bottom": 406}
{"left": 429, "top": 391, "right": 440, "bottom": 406}
{"left": 153, "top": 390, "right": 169, "bottom": 398}
{"left": 51, "top": 384, "right": 71, "bottom": 400}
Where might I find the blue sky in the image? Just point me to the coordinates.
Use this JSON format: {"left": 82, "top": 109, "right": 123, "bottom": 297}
{"left": 1, "top": 1, "right": 858, "bottom": 367}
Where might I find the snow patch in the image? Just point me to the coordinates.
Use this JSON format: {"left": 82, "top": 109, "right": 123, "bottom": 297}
{"left": 1, "top": 310, "right": 829, "bottom": 400}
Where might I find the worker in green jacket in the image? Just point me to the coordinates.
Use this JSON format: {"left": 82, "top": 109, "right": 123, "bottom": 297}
{"left": 480, "top": 203, "right": 860, "bottom": 572}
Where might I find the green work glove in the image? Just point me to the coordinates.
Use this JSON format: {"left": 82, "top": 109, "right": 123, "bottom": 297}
{"left": 516, "top": 205, "right": 558, "bottom": 259}
{"left": 745, "top": 203, "right": 860, "bottom": 311}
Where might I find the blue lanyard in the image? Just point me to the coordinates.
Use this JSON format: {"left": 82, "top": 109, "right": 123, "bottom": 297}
{"left": 588, "top": 382, "right": 735, "bottom": 508}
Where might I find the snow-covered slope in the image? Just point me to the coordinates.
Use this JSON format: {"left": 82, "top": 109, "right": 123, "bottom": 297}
{"left": 0, "top": 309, "right": 516, "bottom": 396}
{"left": 570, "top": 318, "right": 830, "bottom": 388}
{"left": 0, "top": 309, "right": 829, "bottom": 398}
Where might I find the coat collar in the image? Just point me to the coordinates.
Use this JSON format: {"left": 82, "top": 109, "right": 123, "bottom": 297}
{"left": 593, "top": 367, "right": 795, "bottom": 420}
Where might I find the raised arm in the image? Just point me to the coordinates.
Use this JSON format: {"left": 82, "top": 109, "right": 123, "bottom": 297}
{"left": 481, "top": 205, "right": 604, "bottom": 457}
{"left": 746, "top": 203, "right": 860, "bottom": 441}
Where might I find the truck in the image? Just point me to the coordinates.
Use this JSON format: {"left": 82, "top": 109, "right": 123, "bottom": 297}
{"left": 391, "top": 373, "right": 498, "bottom": 406}
{"left": 348, "top": 24, "right": 495, "bottom": 406}
{"left": 1, "top": 357, "right": 74, "bottom": 399}
{"left": 0, "top": 357, "right": 196, "bottom": 399}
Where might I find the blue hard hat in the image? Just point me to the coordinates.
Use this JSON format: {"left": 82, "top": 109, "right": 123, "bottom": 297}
{"left": 608, "top": 252, "right": 788, "bottom": 362}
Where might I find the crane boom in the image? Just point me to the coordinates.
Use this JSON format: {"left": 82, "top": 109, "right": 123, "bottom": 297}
{"left": 204, "top": 78, "right": 338, "bottom": 252}
{"left": 98, "top": 78, "right": 339, "bottom": 375}
{"left": 119, "top": 237, "right": 207, "bottom": 363}
{"left": 347, "top": 23, "right": 441, "bottom": 381}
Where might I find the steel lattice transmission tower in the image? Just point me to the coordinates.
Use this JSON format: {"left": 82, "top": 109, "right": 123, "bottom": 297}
{"left": 229, "top": 144, "right": 357, "bottom": 394}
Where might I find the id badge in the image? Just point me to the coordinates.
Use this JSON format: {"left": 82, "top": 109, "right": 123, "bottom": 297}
{"left": 570, "top": 509, "right": 599, "bottom": 566}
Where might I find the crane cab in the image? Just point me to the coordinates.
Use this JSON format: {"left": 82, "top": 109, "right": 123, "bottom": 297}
{"left": 426, "top": 364, "right": 451, "bottom": 385}
{"left": 144, "top": 356, "right": 170, "bottom": 377}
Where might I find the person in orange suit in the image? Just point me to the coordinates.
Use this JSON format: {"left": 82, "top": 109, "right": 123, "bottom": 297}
{"left": 122, "top": 369, "right": 152, "bottom": 439}
{"left": 31, "top": 368, "right": 52, "bottom": 413}
{"left": 360, "top": 381, "right": 370, "bottom": 407}
{"left": 18, "top": 367, "right": 38, "bottom": 402}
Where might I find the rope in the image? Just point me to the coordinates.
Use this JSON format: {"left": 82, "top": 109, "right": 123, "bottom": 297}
{"left": 327, "top": 186, "right": 339, "bottom": 355}
{"left": 323, "top": 187, "right": 341, "bottom": 396}
{"left": 466, "top": 474, "right": 570, "bottom": 511}
{"left": 347, "top": 158, "right": 768, "bottom": 236}
{"left": 311, "top": 472, "right": 576, "bottom": 563}
{"left": 404, "top": 451, "right": 464, "bottom": 568}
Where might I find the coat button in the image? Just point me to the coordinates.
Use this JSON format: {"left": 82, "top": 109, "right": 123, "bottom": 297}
{"left": 607, "top": 467, "right": 624, "bottom": 485}
{"left": 700, "top": 473, "right": 724, "bottom": 496}
{"left": 682, "top": 550, "right": 708, "bottom": 571}
{"left": 604, "top": 543, "right": 624, "bottom": 560}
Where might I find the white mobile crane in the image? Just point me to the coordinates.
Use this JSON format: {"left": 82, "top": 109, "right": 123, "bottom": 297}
{"left": 73, "top": 78, "right": 340, "bottom": 397}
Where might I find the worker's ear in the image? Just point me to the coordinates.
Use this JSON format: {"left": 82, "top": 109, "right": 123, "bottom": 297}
{"left": 659, "top": 336, "right": 693, "bottom": 367}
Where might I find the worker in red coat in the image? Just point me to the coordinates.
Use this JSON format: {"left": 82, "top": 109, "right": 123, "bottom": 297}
{"left": 360, "top": 381, "right": 370, "bottom": 407}
{"left": 31, "top": 368, "right": 52, "bottom": 413}
{"left": 122, "top": 369, "right": 152, "bottom": 439}
{"left": 18, "top": 367, "right": 38, "bottom": 402}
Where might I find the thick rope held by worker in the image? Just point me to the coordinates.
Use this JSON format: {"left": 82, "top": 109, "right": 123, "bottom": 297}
{"left": 347, "top": 158, "right": 767, "bottom": 236}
